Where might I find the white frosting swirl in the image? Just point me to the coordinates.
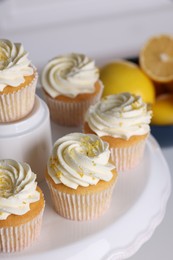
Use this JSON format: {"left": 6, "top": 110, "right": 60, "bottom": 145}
{"left": 85, "top": 93, "right": 152, "bottom": 140}
{"left": 47, "top": 133, "right": 115, "bottom": 189}
{"left": 41, "top": 53, "right": 99, "bottom": 98}
{"left": 0, "top": 159, "right": 40, "bottom": 220}
{"left": 0, "top": 39, "right": 34, "bottom": 91}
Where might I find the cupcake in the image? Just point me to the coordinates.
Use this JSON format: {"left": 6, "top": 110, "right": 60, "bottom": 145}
{"left": 0, "top": 39, "right": 38, "bottom": 123}
{"left": 41, "top": 53, "right": 103, "bottom": 126}
{"left": 46, "top": 133, "right": 117, "bottom": 220}
{"left": 84, "top": 92, "right": 152, "bottom": 171}
{"left": 0, "top": 159, "right": 45, "bottom": 253}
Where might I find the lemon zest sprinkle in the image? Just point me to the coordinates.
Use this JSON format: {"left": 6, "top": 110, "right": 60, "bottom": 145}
{"left": 132, "top": 101, "right": 140, "bottom": 109}
{"left": 92, "top": 161, "right": 96, "bottom": 166}
{"left": 81, "top": 137, "right": 100, "bottom": 157}
{"left": 56, "top": 171, "right": 62, "bottom": 178}
{"left": 0, "top": 48, "right": 8, "bottom": 62}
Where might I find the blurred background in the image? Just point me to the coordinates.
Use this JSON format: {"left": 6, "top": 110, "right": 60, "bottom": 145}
{"left": 1, "top": 0, "right": 173, "bottom": 70}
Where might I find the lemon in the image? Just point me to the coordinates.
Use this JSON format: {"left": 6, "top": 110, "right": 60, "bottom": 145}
{"left": 151, "top": 93, "right": 173, "bottom": 125}
{"left": 100, "top": 60, "right": 155, "bottom": 104}
{"left": 140, "top": 34, "right": 173, "bottom": 83}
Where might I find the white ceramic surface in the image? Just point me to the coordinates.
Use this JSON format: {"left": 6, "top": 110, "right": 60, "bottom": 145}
{"left": 0, "top": 95, "right": 52, "bottom": 183}
{"left": 1, "top": 135, "right": 171, "bottom": 260}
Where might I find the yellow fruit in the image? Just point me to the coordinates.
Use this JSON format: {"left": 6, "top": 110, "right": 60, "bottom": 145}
{"left": 151, "top": 94, "right": 173, "bottom": 125}
{"left": 100, "top": 60, "right": 155, "bottom": 104}
{"left": 140, "top": 34, "right": 173, "bottom": 83}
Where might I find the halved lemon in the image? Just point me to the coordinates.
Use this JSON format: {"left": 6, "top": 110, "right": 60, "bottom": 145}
{"left": 140, "top": 34, "right": 173, "bottom": 83}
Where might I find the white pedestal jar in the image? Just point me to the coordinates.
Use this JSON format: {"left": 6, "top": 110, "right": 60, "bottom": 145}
{"left": 0, "top": 95, "right": 52, "bottom": 183}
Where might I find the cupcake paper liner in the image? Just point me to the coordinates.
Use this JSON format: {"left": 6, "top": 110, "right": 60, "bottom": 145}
{"left": 0, "top": 72, "right": 38, "bottom": 123}
{"left": 47, "top": 181, "right": 115, "bottom": 221}
{"left": 0, "top": 208, "right": 44, "bottom": 253}
{"left": 110, "top": 138, "right": 147, "bottom": 172}
{"left": 43, "top": 81, "right": 103, "bottom": 126}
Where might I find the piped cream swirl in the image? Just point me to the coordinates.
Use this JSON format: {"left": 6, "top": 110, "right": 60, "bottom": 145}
{"left": 85, "top": 92, "right": 152, "bottom": 140}
{"left": 0, "top": 39, "right": 33, "bottom": 91}
{"left": 47, "top": 133, "right": 115, "bottom": 189}
{"left": 0, "top": 159, "right": 40, "bottom": 220}
{"left": 41, "top": 53, "right": 99, "bottom": 98}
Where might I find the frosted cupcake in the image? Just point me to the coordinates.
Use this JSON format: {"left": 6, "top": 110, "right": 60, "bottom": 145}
{"left": 46, "top": 133, "right": 117, "bottom": 220}
{"left": 0, "top": 159, "right": 45, "bottom": 253}
{"left": 84, "top": 92, "right": 152, "bottom": 171}
{"left": 41, "top": 53, "right": 103, "bottom": 126}
{"left": 0, "top": 39, "right": 38, "bottom": 123}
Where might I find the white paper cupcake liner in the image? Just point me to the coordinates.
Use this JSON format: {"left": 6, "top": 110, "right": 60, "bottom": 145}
{"left": 110, "top": 138, "right": 147, "bottom": 172}
{"left": 0, "top": 208, "right": 44, "bottom": 253}
{"left": 47, "top": 181, "right": 115, "bottom": 221}
{"left": 0, "top": 72, "right": 38, "bottom": 123}
{"left": 43, "top": 81, "right": 103, "bottom": 126}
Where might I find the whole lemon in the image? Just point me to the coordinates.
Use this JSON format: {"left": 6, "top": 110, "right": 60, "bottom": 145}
{"left": 100, "top": 60, "right": 155, "bottom": 104}
{"left": 151, "top": 94, "right": 173, "bottom": 125}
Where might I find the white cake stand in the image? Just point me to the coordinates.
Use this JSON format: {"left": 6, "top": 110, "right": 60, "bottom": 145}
{"left": 1, "top": 133, "right": 171, "bottom": 260}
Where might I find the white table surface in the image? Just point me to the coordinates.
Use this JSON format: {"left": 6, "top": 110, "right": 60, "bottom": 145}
{"left": 1, "top": 1, "right": 173, "bottom": 258}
